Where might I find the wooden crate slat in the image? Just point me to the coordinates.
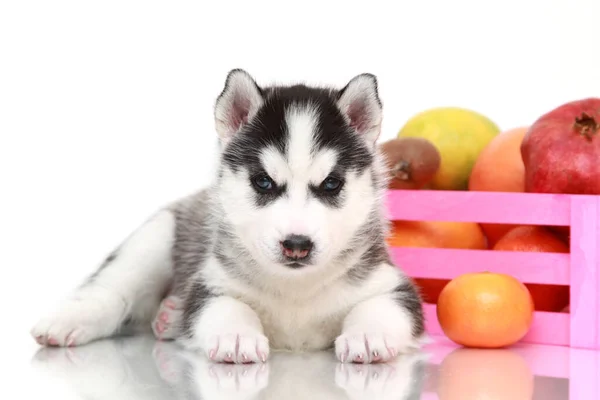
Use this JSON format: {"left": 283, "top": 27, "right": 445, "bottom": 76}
{"left": 386, "top": 190, "right": 571, "bottom": 225}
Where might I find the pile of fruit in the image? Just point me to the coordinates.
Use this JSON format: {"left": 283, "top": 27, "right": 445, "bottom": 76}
{"left": 380, "top": 98, "right": 600, "bottom": 348}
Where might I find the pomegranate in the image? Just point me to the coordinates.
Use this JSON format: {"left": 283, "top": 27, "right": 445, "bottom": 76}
{"left": 521, "top": 98, "right": 600, "bottom": 194}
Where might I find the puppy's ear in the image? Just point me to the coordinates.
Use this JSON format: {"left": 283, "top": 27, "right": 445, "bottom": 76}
{"left": 214, "top": 69, "right": 264, "bottom": 143}
{"left": 337, "top": 73, "right": 383, "bottom": 145}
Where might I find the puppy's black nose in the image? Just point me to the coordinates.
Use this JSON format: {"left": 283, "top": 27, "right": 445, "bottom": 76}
{"left": 281, "top": 235, "right": 313, "bottom": 260}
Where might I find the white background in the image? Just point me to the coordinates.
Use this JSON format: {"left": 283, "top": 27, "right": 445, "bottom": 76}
{"left": 1, "top": 0, "right": 599, "bottom": 397}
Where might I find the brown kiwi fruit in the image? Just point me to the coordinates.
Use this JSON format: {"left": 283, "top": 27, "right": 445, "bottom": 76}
{"left": 379, "top": 137, "right": 441, "bottom": 190}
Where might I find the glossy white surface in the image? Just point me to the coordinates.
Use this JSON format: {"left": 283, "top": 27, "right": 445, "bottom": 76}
{"left": 4, "top": 1, "right": 600, "bottom": 399}
{"left": 21, "top": 334, "right": 600, "bottom": 399}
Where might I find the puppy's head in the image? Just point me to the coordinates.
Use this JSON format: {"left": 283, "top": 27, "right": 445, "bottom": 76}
{"left": 214, "top": 69, "right": 387, "bottom": 274}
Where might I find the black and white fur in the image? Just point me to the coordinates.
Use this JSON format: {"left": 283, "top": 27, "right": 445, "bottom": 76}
{"left": 31, "top": 69, "right": 425, "bottom": 364}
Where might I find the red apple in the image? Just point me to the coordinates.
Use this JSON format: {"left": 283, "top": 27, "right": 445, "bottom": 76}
{"left": 521, "top": 98, "right": 600, "bottom": 194}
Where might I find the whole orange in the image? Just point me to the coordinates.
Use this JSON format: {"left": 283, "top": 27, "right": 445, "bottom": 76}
{"left": 468, "top": 126, "right": 528, "bottom": 246}
{"left": 387, "top": 220, "right": 487, "bottom": 305}
{"left": 437, "top": 272, "right": 534, "bottom": 348}
{"left": 493, "top": 225, "right": 570, "bottom": 312}
{"left": 387, "top": 220, "right": 487, "bottom": 250}
{"left": 494, "top": 225, "right": 568, "bottom": 253}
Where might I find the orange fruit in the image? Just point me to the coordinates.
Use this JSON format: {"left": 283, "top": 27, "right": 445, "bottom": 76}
{"left": 437, "top": 348, "right": 534, "bottom": 400}
{"left": 387, "top": 220, "right": 487, "bottom": 250}
{"left": 494, "top": 225, "right": 568, "bottom": 253}
{"left": 493, "top": 225, "right": 570, "bottom": 312}
{"left": 469, "top": 126, "right": 528, "bottom": 192}
{"left": 437, "top": 272, "right": 534, "bottom": 348}
{"left": 468, "top": 126, "right": 528, "bottom": 246}
{"left": 387, "top": 220, "right": 487, "bottom": 304}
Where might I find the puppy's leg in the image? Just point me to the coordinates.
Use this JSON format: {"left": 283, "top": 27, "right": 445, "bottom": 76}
{"left": 335, "top": 273, "right": 424, "bottom": 364}
{"left": 179, "top": 278, "right": 269, "bottom": 364}
{"left": 31, "top": 210, "right": 176, "bottom": 347}
{"left": 152, "top": 190, "right": 213, "bottom": 341}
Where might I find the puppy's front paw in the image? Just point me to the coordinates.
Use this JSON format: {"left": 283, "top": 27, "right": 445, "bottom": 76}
{"left": 335, "top": 333, "right": 400, "bottom": 364}
{"left": 203, "top": 330, "right": 269, "bottom": 364}
{"left": 335, "top": 329, "right": 422, "bottom": 364}
{"left": 336, "top": 290, "right": 424, "bottom": 364}
{"left": 182, "top": 296, "right": 270, "bottom": 364}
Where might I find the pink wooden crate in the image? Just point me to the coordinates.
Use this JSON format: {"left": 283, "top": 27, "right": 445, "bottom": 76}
{"left": 385, "top": 189, "right": 600, "bottom": 350}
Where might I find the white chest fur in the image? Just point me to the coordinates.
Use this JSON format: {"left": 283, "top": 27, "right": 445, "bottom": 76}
{"left": 226, "top": 268, "right": 402, "bottom": 351}
{"left": 202, "top": 257, "right": 404, "bottom": 352}
{"left": 249, "top": 292, "right": 350, "bottom": 351}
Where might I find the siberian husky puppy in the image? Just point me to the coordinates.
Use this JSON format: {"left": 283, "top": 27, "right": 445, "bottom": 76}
{"left": 31, "top": 69, "right": 424, "bottom": 364}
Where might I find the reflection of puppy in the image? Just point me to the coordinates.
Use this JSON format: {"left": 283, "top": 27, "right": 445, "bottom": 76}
{"left": 153, "top": 341, "right": 429, "bottom": 400}
{"left": 31, "top": 335, "right": 428, "bottom": 400}
{"left": 154, "top": 341, "right": 270, "bottom": 400}
{"left": 335, "top": 355, "right": 428, "bottom": 400}
{"left": 31, "top": 69, "right": 425, "bottom": 364}
{"left": 30, "top": 336, "right": 178, "bottom": 400}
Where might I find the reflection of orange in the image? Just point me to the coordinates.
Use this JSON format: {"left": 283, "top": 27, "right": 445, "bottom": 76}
{"left": 387, "top": 220, "right": 487, "bottom": 250}
{"left": 387, "top": 220, "right": 486, "bottom": 305}
{"left": 493, "top": 226, "right": 570, "bottom": 312}
{"left": 468, "top": 127, "right": 528, "bottom": 246}
{"left": 437, "top": 348, "right": 534, "bottom": 400}
{"left": 437, "top": 272, "right": 534, "bottom": 348}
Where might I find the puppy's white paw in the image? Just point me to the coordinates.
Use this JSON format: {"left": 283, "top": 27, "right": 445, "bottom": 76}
{"left": 152, "top": 296, "right": 183, "bottom": 340}
{"left": 31, "top": 292, "right": 126, "bottom": 347}
{"left": 336, "top": 293, "right": 423, "bottom": 364}
{"left": 183, "top": 295, "right": 270, "bottom": 364}
{"left": 335, "top": 329, "right": 422, "bottom": 364}
{"left": 204, "top": 331, "right": 270, "bottom": 364}
{"left": 335, "top": 333, "right": 397, "bottom": 363}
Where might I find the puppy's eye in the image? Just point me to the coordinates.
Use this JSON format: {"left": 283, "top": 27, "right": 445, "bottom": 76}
{"left": 252, "top": 174, "right": 276, "bottom": 193}
{"left": 320, "top": 176, "right": 343, "bottom": 193}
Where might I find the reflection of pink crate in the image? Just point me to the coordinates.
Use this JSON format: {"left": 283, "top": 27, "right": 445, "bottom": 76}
{"left": 386, "top": 190, "right": 600, "bottom": 350}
